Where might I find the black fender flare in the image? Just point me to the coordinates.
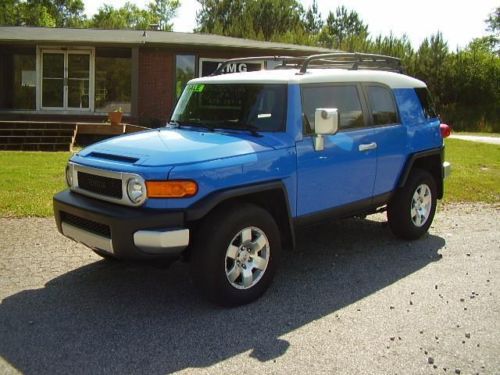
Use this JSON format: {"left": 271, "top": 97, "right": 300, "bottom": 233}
{"left": 398, "top": 147, "right": 444, "bottom": 198}
{"left": 185, "top": 181, "right": 296, "bottom": 249}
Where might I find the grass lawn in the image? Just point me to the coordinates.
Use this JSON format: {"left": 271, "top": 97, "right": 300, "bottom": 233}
{"left": 0, "top": 138, "right": 498, "bottom": 217}
{"left": 443, "top": 138, "right": 500, "bottom": 203}
{"left": 0, "top": 152, "right": 70, "bottom": 217}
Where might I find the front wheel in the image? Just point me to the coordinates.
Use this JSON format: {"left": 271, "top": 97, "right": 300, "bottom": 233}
{"left": 387, "top": 169, "right": 437, "bottom": 240}
{"left": 92, "top": 248, "right": 118, "bottom": 261}
{"left": 190, "top": 203, "right": 281, "bottom": 307}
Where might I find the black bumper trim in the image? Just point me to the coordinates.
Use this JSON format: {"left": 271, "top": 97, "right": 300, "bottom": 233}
{"left": 54, "top": 190, "right": 185, "bottom": 259}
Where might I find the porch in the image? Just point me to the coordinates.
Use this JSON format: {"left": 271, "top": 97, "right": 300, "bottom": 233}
{"left": 0, "top": 120, "right": 147, "bottom": 151}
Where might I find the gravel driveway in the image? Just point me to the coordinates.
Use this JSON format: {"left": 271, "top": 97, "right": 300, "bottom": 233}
{"left": 0, "top": 204, "right": 499, "bottom": 375}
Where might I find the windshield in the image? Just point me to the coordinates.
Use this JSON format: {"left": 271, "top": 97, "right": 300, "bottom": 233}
{"left": 171, "top": 83, "right": 287, "bottom": 132}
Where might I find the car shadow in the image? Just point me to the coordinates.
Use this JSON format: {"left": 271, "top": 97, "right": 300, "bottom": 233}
{"left": 0, "top": 216, "right": 445, "bottom": 374}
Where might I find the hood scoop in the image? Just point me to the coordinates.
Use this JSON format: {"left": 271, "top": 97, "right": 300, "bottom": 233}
{"left": 88, "top": 152, "right": 139, "bottom": 164}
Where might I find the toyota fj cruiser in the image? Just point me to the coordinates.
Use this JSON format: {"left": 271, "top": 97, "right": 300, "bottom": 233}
{"left": 54, "top": 53, "right": 451, "bottom": 306}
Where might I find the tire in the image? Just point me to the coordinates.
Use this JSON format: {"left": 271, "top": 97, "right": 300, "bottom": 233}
{"left": 387, "top": 168, "right": 437, "bottom": 240}
{"left": 190, "top": 203, "right": 281, "bottom": 307}
{"left": 92, "top": 248, "right": 118, "bottom": 261}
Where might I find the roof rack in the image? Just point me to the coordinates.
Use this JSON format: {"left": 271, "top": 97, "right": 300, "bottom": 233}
{"left": 210, "top": 52, "right": 403, "bottom": 76}
{"left": 297, "top": 52, "right": 403, "bottom": 74}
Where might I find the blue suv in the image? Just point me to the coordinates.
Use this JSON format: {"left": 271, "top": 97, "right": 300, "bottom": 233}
{"left": 54, "top": 53, "right": 451, "bottom": 306}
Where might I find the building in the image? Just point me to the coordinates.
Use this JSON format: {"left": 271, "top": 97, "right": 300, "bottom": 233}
{"left": 0, "top": 26, "right": 329, "bottom": 127}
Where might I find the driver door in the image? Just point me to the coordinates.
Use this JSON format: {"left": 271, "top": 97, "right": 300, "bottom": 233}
{"left": 296, "top": 83, "right": 377, "bottom": 217}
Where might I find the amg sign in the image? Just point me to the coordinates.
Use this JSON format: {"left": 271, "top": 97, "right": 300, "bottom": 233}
{"left": 199, "top": 58, "right": 264, "bottom": 77}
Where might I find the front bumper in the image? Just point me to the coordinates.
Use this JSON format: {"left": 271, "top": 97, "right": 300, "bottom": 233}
{"left": 54, "top": 190, "right": 189, "bottom": 259}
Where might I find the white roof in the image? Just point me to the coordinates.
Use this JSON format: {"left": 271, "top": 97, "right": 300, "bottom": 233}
{"left": 190, "top": 68, "right": 426, "bottom": 89}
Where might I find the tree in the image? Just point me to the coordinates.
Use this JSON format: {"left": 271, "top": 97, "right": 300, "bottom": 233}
{"left": 249, "top": 0, "right": 305, "bottom": 40}
{"left": 0, "top": 0, "right": 23, "bottom": 26}
{"left": 439, "top": 37, "right": 500, "bottom": 131}
{"left": 318, "top": 6, "right": 368, "bottom": 49}
{"left": 89, "top": 0, "right": 179, "bottom": 30}
{"left": 304, "top": 0, "right": 323, "bottom": 34}
{"left": 0, "top": 0, "right": 85, "bottom": 27}
{"left": 485, "top": 7, "right": 499, "bottom": 54}
{"left": 89, "top": 3, "right": 153, "bottom": 30}
{"left": 148, "top": 0, "right": 180, "bottom": 31}
{"left": 20, "top": 2, "right": 57, "bottom": 27}
{"left": 48, "top": 0, "right": 86, "bottom": 27}
{"left": 486, "top": 7, "right": 499, "bottom": 33}
{"left": 0, "top": 0, "right": 179, "bottom": 30}
{"left": 196, "top": 0, "right": 246, "bottom": 35}
{"left": 412, "top": 33, "right": 449, "bottom": 106}
{"left": 195, "top": 0, "right": 307, "bottom": 42}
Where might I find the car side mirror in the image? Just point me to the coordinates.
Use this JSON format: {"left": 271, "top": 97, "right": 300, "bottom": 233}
{"left": 314, "top": 108, "right": 339, "bottom": 151}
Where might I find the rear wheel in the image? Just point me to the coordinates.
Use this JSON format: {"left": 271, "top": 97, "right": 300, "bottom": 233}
{"left": 388, "top": 169, "right": 437, "bottom": 240}
{"left": 190, "top": 203, "right": 281, "bottom": 307}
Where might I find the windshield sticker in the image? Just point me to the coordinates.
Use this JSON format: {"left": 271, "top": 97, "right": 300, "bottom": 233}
{"left": 191, "top": 84, "right": 205, "bottom": 93}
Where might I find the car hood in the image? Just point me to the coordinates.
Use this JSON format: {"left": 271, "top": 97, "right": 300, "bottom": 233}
{"left": 77, "top": 128, "right": 283, "bottom": 167}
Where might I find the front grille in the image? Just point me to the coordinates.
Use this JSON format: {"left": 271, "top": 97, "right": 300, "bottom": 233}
{"left": 61, "top": 212, "right": 111, "bottom": 238}
{"left": 78, "top": 171, "right": 122, "bottom": 199}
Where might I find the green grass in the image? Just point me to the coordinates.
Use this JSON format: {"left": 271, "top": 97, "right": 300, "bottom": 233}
{"left": 443, "top": 138, "right": 500, "bottom": 203}
{"left": 0, "top": 139, "right": 498, "bottom": 217}
{"left": 0, "top": 152, "right": 70, "bottom": 217}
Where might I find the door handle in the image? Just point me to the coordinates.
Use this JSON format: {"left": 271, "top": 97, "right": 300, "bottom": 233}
{"left": 359, "top": 142, "right": 377, "bottom": 152}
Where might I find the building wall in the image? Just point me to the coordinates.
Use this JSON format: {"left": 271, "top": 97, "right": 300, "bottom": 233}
{"left": 136, "top": 47, "right": 304, "bottom": 126}
{"left": 137, "top": 49, "right": 174, "bottom": 126}
{"left": 0, "top": 42, "right": 309, "bottom": 125}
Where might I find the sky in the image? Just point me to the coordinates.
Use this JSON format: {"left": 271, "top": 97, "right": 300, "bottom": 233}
{"left": 83, "top": 0, "right": 498, "bottom": 50}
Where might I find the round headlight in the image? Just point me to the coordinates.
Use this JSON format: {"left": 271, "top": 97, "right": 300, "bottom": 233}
{"left": 65, "top": 164, "right": 74, "bottom": 187}
{"left": 127, "top": 177, "right": 146, "bottom": 205}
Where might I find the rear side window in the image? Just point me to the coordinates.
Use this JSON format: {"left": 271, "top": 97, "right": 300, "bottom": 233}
{"left": 415, "top": 87, "right": 438, "bottom": 119}
{"left": 301, "top": 85, "right": 364, "bottom": 132}
{"left": 366, "top": 86, "right": 398, "bottom": 125}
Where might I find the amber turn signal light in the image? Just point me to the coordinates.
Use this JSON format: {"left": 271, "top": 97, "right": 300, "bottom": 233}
{"left": 146, "top": 180, "right": 198, "bottom": 198}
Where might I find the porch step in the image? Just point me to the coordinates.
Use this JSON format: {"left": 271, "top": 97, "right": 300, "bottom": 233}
{"left": 0, "top": 136, "right": 74, "bottom": 144}
{"left": 0, "top": 143, "right": 71, "bottom": 151}
{"left": 0, "top": 121, "right": 77, "bottom": 130}
{"left": 0, "top": 121, "right": 77, "bottom": 151}
{"left": 0, "top": 129, "right": 76, "bottom": 136}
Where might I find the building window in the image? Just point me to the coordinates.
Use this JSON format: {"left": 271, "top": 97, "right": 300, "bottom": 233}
{"left": 176, "top": 55, "right": 196, "bottom": 99}
{"left": 0, "top": 47, "right": 36, "bottom": 110}
{"left": 95, "top": 48, "right": 132, "bottom": 113}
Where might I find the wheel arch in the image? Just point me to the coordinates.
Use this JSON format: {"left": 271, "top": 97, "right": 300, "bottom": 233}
{"left": 398, "top": 147, "right": 444, "bottom": 199}
{"left": 185, "top": 181, "right": 295, "bottom": 250}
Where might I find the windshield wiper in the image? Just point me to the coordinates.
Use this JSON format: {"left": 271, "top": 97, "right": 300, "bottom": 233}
{"left": 166, "top": 120, "right": 181, "bottom": 128}
{"left": 167, "top": 120, "right": 214, "bottom": 132}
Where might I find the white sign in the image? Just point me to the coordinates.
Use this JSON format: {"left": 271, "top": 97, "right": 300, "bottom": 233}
{"left": 199, "top": 58, "right": 264, "bottom": 76}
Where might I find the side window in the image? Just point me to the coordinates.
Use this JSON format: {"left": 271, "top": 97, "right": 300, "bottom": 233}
{"left": 415, "top": 87, "right": 438, "bottom": 119}
{"left": 366, "top": 86, "right": 398, "bottom": 125}
{"left": 301, "top": 85, "right": 364, "bottom": 133}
